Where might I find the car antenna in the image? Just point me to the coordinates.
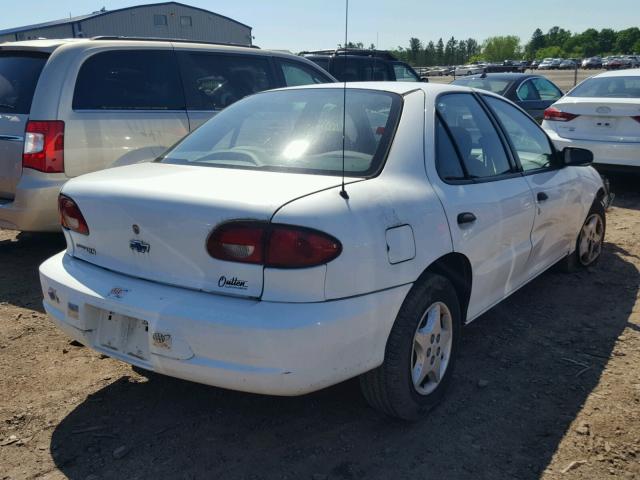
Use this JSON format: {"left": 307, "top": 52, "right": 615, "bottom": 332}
{"left": 339, "top": 0, "right": 350, "bottom": 200}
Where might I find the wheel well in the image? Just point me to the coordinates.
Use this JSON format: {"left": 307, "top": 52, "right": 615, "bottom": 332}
{"left": 418, "top": 253, "right": 472, "bottom": 322}
{"left": 596, "top": 187, "right": 606, "bottom": 203}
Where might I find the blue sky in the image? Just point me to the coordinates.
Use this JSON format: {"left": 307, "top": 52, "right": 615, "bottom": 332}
{"left": 0, "top": 0, "right": 638, "bottom": 51}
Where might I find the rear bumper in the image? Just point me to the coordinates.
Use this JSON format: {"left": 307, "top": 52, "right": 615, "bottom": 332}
{"left": 546, "top": 131, "right": 640, "bottom": 169}
{"left": 40, "top": 252, "right": 410, "bottom": 396}
{"left": 0, "top": 171, "right": 66, "bottom": 231}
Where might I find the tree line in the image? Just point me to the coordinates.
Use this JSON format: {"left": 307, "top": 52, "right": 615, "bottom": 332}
{"left": 376, "top": 26, "right": 640, "bottom": 66}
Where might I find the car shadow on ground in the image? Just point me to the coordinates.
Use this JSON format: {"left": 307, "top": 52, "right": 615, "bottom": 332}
{"left": 0, "top": 232, "right": 65, "bottom": 313}
{"left": 48, "top": 236, "right": 639, "bottom": 480}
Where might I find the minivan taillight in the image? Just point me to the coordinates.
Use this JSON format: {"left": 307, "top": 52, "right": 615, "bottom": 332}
{"left": 58, "top": 194, "right": 89, "bottom": 235}
{"left": 23, "top": 120, "right": 65, "bottom": 173}
{"left": 207, "top": 221, "right": 342, "bottom": 268}
{"left": 543, "top": 107, "right": 579, "bottom": 122}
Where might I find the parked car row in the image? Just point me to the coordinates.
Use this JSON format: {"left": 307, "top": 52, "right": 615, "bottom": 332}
{"left": 0, "top": 38, "right": 335, "bottom": 232}
{"left": 1, "top": 36, "right": 633, "bottom": 420}
{"left": 532, "top": 56, "right": 639, "bottom": 71}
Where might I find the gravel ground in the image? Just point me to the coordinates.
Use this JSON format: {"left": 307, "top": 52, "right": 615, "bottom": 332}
{"left": 0, "top": 175, "right": 638, "bottom": 480}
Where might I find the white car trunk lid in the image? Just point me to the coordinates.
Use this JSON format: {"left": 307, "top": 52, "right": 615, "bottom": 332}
{"left": 551, "top": 98, "right": 640, "bottom": 142}
{"left": 63, "top": 162, "right": 343, "bottom": 298}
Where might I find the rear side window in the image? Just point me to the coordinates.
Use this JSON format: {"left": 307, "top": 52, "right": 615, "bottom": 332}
{"left": 392, "top": 63, "right": 419, "bottom": 82}
{"left": 278, "top": 60, "right": 331, "bottom": 87}
{"left": 453, "top": 78, "right": 510, "bottom": 95}
{"left": 0, "top": 52, "right": 48, "bottom": 114}
{"left": 531, "top": 77, "right": 562, "bottom": 101}
{"left": 177, "top": 52, "right": 275, "bottom": 110}
{"left": 436, "top": 93, "right": 512, "bottom": 179}
{"left": 568, "top": 76, "right": 640, "bottom": 98}
{"left": 73, "top": 50, "right": 184, "bottom": 110}
{"left": 435, "top": 117, "right": 465, "bottom": 180}
{"left": 516, "top": 80, "right": 541, "bottom": 101}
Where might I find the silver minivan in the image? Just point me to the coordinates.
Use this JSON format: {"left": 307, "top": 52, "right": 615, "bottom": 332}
{"left": 0, "top": 38, "right": 335, "bottom": 231}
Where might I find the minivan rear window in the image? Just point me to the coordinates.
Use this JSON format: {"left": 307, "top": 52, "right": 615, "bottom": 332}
{"left": 73, "top": 50, "right": 184, "bottom": 110}
{"left": 568, "top": 76, "right": 640, "bottom": 98}
{"left": 160, "top": 88, "right": 402, "bottom": 177}
{"left": 0, "top": 52, "right": 48, "bottom": 114}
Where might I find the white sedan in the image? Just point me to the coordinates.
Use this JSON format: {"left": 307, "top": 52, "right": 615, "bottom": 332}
{"left": 40, "top": 82, "right": 606, "bottom": 419}
{"left": 542, "top": 68, "right": 640, "bottom": 171}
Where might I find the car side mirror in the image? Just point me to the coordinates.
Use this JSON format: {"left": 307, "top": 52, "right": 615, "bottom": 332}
{"left": 561, "top": 147, "right": 593, "bottom": 166}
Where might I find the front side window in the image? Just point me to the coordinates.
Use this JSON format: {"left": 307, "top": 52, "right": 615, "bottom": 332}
{"left": 177, "top": 52, "right": 274, "bottom": 110}
{"left": 484, "top": 96, "right": 554, "bottom": 172}
{"left": 436, "top": 93, "right": 512, "bottom": 179}
{"left": 0, "top": 52, "right": 48, "bottom": 114}
{"left": 392, "top": 63, "right": 419, "bottom": 82}
{"left": 568, "top": 76, "right": 640, "bottom": 98}
{"left": 531, "top": 77, "right": 562, "bottom": 101}
{"left": 160, "top": 88, "right": 402, "bottom": 177}
{"left": 279, "top": 60, "right": 331, "bottom": 87}
{"left": 73, "top": 50, "right": 184, "bottom": 110}
{"left": 154, "top": 14, "right": 167, "bottom": 26}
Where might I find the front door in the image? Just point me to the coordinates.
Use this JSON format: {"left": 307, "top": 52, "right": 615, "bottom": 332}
{"left": 482, "top": 95, "right": 582, "bottom": 277}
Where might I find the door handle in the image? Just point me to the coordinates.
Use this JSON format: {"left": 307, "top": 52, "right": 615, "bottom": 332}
{"left": 457, "top": 212, "right": 477, "bottom": 225}
{"left": 537, "top": 192, "right": 549, "bottom": 202}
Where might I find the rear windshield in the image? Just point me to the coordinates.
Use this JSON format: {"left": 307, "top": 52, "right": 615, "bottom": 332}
{"left": 160, "top": 88, "right": 402, "bottom": 177}
{"left": 568, "top": 76, "right": 640, "bottom": 98}
{"left": 0, "top": 52, "right": 48, "bottom": 114}
{"left": 451, "top": 78, "right": 510, "bottom": 95}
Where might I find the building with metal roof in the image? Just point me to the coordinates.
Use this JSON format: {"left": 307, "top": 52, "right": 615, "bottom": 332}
{"left": 0, "top": 2, "right": 252, "bottom": 46}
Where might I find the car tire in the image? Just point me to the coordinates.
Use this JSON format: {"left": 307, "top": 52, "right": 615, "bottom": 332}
{"left": 359, "top": 273, "right": 462, "bottom": 420}
{"left": 562, "top": 199, "right": 606, "bottom": 272}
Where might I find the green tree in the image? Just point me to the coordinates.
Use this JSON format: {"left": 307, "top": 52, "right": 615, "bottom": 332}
{"left": 535, "top": 45, "right": 564, "bottom": 59}
{"left": 408, "top": 37, "right": 423, "bottom": 64}
{"left": 482, "top": 36, "right": 521, "bottom": 61}
{"left": 444, "top": 36, "right": 457, "bottom": 65}
{"left": 466, "top": 38, "right": 480, "bottom": 58}
{"left": 599, "top": 28, "right": 616, "bottom": 53}
{"left": 425, "top": 41, "right": 436, "bottom": 66}
{"left": 615, "top": 27, "right": 640, "bottom": 54}
{"left": 525, "top": 28, "right": 545, "bottom": 59}
{"left": 436, "top": 38, "right": 444, "bottom": 64}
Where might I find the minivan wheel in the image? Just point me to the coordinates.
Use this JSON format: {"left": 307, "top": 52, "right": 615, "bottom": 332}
{"left": 359, "top": 273, "right": 461, "bottom": 420}
{"left": 562, "top": 200, "right": 606, "bottom": 272}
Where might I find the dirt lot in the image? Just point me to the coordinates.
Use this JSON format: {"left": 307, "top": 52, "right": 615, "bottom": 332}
{"left": 0, "top": 176, "right": 639, "bottom": 480}
{"left": 429, "top": 69, "right": 605, "bottom": 92}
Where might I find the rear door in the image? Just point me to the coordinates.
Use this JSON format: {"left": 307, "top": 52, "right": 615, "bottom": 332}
{"left": 430, "top": 93, "right": 536, "bottom": 320}
{"left": 176, "top": 51, "right": 277, "bottom": 131}
{"left": 64, "top": 48, "right": 189, "bottom": 177}
{"left": 0, "top": 51, "right": 49, "bottom": 198}
{"left": 483, "top": 95, "right": 581, "bottom": 275}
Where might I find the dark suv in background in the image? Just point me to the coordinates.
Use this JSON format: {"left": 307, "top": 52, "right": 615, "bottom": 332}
{"left": 300, "top": 49, "right": 426, "bottom": 82}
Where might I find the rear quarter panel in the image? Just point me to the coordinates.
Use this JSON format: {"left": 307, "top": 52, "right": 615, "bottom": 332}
{"left": 267, "top": 89, "right": 453, "bottom": 301}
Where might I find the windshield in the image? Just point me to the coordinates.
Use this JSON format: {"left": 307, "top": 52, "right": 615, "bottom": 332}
{"left": 451, "top": 78, "right": 511, "bottom": 95}
{"left": 160, "top": 88, "right": 402, "bottom": 177}
{"left": 569, "top": 77, "right": 640, "bottom": 98}
{"left": 0, "top": 52, "right": 48, "bottom": 114}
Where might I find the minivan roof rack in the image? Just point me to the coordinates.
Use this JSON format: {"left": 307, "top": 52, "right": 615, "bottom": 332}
{"left": 300, "top": 48, "right": 397, "bottom": 60}
{"left": 90, "top": 36, "right": 260, "bottom": 49}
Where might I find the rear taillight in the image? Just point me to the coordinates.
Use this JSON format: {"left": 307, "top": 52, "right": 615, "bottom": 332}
{"left": 23, "top": 120, "right": 65, "bottom": 173}
{"left": 207, "top": 221, "right": 342, "bottom": 268}
{"left": 58, "top": 194, "right": 89, "bottom": 235}
{"left": 543, "top": 107, "right": 579, "bottom": 122}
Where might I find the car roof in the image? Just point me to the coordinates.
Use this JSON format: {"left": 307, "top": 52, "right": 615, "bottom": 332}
{"left": 454, "top": 73, "right": 535, "bottom": 82}
{"left": 0, "top": 37, "right": 320, "bottom": 64}
{"left": 274, "top": 81, "right": 472, "bottom": 96}
{"left": 594, "top": 68, "right": 640, "bottom": 78}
